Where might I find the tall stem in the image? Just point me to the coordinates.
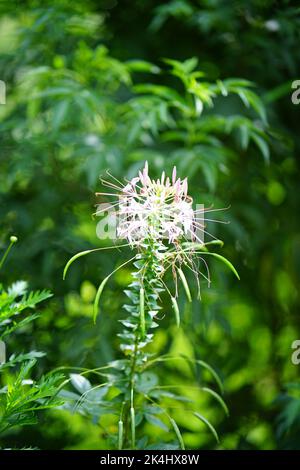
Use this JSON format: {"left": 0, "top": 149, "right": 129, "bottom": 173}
{"left": 120, "top": 241, "right": 164, "bottom": 449}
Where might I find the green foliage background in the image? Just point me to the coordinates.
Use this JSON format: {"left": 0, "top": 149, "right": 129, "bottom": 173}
{"left": 1, "top": 0, "right": 300, "bottom": 450}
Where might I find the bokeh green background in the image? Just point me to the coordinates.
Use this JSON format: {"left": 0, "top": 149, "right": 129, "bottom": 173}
{"left": 1, "top": 0, "right": 300, "bottom": 450}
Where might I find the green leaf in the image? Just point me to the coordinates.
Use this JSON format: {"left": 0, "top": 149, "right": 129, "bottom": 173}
{"left": 194, "top": 412, "right": 219, "bottom": 443}
{"left": 126, "top": 60, "right": 161, "bottom": 74}
{"left": 70, "top": 373, "right": 92, "bottom": 394}
{"left": 136, "top": 372, "right": 158, "bottom": 394}
{"left": 251, "top": 133, "right": 270, "bottom": 164}
{"left": 239, "top": 124, "right": 250, "bottom": 150}
{"left": 145, "top": 413, "right": 169, "bottom": 431}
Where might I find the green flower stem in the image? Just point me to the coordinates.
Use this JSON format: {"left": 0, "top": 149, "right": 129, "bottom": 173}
{"left": 0, "top": 236, "right": 18, "bottom": 271}
{"left": 121, "top": 240, "right": 164, "bottom": 449}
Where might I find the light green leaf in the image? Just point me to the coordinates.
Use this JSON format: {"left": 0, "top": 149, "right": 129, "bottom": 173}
{"left": 70, "top": 373, "right": 91, "bottom": 394}
{"left": 145, "top": 414, "right": 169, "bottom": 432}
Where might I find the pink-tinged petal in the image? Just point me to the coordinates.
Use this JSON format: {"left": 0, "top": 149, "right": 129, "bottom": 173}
{"left": 182, "top": 178, "right": 188, "bottom": 197}
{"left": 138, "top": 170, "right": 144, "bottom": 185}
{"left": 161, "top": 171, "right": 165, "bottom": 185}
{"left": 172, "top": 166, "right": 177, "bottom": 184}
{"left": 130, "top": 177, "right": 140, "bottom": 187}
{"left": 174, "top": 178, "right": 181, "bottom": 194}
{"left": 143, "top": 161, "right": 149, "bottom": 181}
{"left": 165, "top": 177, "right": 170, "bottom": 187}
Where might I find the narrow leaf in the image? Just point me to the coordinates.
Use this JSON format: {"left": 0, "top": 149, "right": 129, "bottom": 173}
{"left": 145, "top": 414, "right": 169, "bottom": 432}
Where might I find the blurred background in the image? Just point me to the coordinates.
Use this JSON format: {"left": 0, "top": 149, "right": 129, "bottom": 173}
{"left": 0, "top": 0, "right": 300, "bottom": 450}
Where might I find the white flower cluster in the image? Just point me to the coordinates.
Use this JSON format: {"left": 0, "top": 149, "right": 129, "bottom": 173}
{"left": 117, "top": 162, "right": 196, "bottom": 246}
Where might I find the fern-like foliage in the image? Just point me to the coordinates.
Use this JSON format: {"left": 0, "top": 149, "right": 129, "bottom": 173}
{"left": 0, "top": 280, "right": 63, "bottom": 445}
{"left": 0, "top": 359, "right": 64, "bottom": 434}
{"left": 0, "top": 282, "right": 52, "bottom": 340}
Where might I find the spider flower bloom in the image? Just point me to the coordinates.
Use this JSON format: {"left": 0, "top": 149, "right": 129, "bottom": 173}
{"left": 117, "top": 162, "right": 197, "bottom": 247}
